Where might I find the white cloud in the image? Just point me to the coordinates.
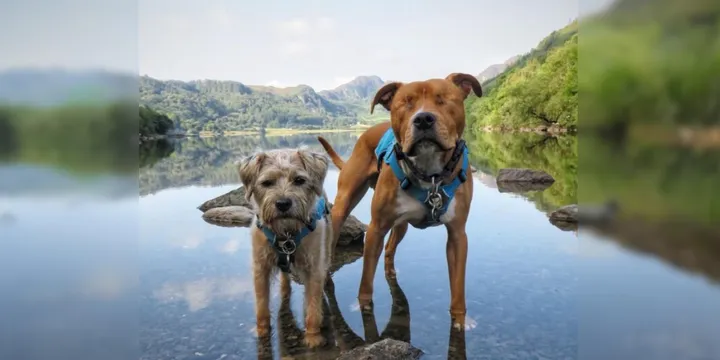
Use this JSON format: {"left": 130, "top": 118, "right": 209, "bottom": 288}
{"left": 332, "top": 76, "right": 355, "bottom": 87}
{"left": 316, "top": 17, "right": 335, "bottom": 31}
{"left": 206, "top": 7, "right": 231, "bottom": 30}
{"left": 275, "top": 17, "right": 335, "bottom": 35}
{"left": 371, "top": 49, "right": 396, "bottom": 62}
{"left": 265, "top": 80, "right": 283, "bottom": 87}
{"left": 280, "top": 41, "right": 309, "bottom": 55}
{"left": 276, "top": 18, "right": 311, "bottom": 34}
{"left": 273, "top": 16, "right": 336, "bottom": 57}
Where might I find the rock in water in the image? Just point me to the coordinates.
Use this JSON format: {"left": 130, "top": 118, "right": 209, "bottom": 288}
{"left": 198, "top": 187, "right": 367, "bottom": 246}
{"left": 327, "top": 202, "right": 368, "bottom": 246}
{"left": 549, "top": 204, "right": 579, "bottom": 223}
{"left": 497, "top": 181, "right": 553, "bottom": 194}
{"left": 197, "top": 187, "right": 249, "bottom": 212}
{"left": 496, "top": 168, "right": 555, "bottom": 183}
{"left": 337, "top": 339, "right": 424, "bottom": 360}
{"left": 202, "top": 206, "right": 254, "bottom": 227}
{"left": 549, "top": 201, "right": 618, "bottom": 226}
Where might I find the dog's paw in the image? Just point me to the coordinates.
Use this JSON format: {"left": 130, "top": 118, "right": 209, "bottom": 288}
{"left": 303, "top": 332, "right": 326, "bottom": 348}
{"left": 357, "top": 296, "right": 374, "bottom": 311}
{"left": 451, "top": 315, "right": 477, "bottom": 331}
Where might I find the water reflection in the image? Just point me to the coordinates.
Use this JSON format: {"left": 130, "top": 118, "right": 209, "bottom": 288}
{"left": 252, "top": 270, "right": 467, "bottom": 360}
{"left": 139, "top": 133, "right": 360, "bottom": 196}
{"left": 136, "top": 131, "right": 720, "bottom": 359}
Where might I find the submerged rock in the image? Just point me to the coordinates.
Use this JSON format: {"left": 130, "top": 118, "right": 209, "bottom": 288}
{"left": 548, "top": 201, "right": 619, "bottom": 225}
{"left": 497, "top": 181, "right": 553, "bottom": 194}
{"left": 198, "top": 186, "right": 367, "bottom": 246}
{"left": 549, "top": 218, "right": 579, "bottom": 232}
{"left": 201, "top": 206, "right": 254, "bottom": 227}
{"left": 197, "top": 187, "right": 249, "bottom": 212}
{"left": 549, "top": 204, "right": 579, "bottom": 223}
{"left": 337, "top": 338, "right": 424, "bottom": 360}
{"left": 496, "top": 168, "right": 555, "bottom": 184}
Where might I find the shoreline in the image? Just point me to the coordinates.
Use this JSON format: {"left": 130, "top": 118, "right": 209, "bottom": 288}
{"left": 475, "top": 124, "right": 577, "bottom": 136}
{"left": 197, "top": 127, "right": 368, "bottom": 138}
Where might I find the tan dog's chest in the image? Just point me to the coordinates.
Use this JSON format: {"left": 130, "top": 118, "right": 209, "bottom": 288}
{"left": 393, "top": 188, "right": 457, "bottom": 228}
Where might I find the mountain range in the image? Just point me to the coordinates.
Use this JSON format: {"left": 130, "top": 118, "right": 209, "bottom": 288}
{"left": 0, "top": 57, "right": 518, "bottom": 134}
{"left": 476, "top": 56, "right": 521, "bottom": 83}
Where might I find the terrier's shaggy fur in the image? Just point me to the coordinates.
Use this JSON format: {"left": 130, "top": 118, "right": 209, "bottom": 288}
{"left": 236, "top": 147, "right": 333, "bottom": 348}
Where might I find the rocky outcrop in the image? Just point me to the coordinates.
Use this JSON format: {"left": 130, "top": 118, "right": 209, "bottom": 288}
{"left": 337, "top": 338, "right": 424, "bottom": 360}
{"left": 548, "top": 204, "right": 579, "bottom": 231}
{"left": 497, "top": 181, "right": 553, "bottom": 193}
{"left": 547, "top": 202, "right": 620, "bottom": 232}
{"left": 496, "top": 168, "right": 555, "bottom": 184}
{"left": 549, "top": 204, "right": 578, "bottom": 223}
{"left": 548, "top": 202, "right": 619, "bottom": 224}
{"left": 198, "top": 187, "right": 367, "bottom": 246}
{"left": 201, "top": 206, "right": 254, "bottom": 227}
{"left": 198, "top": 187, "right": 250, "bottom": 212}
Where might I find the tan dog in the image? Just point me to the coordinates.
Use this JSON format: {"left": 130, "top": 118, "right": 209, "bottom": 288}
{"left": 317, "top": 73, "right": 482, "bottom": 330}
{"left": 236, "top": 148, "right": 333, "bottom": 347}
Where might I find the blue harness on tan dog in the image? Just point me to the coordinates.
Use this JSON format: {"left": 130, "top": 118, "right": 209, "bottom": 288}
{"left": 255, "top": 196, "right": 329, "bottom": 273}
{"left": 375, "top": 128, "right": 470, "bottom": 229}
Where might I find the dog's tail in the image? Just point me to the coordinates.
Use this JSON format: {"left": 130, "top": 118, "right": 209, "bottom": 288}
{"left": 317, "top": 136, "right": 345, "bottom": 169}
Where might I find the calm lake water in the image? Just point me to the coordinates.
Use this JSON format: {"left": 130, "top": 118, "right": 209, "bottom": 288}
{"left": 2, "top": 132, "right": 719, "bottom": 360}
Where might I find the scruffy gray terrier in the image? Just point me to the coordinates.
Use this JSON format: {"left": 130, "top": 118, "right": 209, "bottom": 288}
{"left": 236, "top": 147, "right": 334, "bottom": 348}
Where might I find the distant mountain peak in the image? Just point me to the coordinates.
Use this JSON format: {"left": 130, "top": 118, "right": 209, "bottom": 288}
{"left": 476, "top": 55, "right": 523, "bottom": 83}
{"left": 319, "top": 75, "right": 385, "bottom": 102}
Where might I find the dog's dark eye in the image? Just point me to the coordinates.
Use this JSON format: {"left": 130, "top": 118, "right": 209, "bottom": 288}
{"left": 260, "top": 179, "right": 274, "bottom": 187}
{"left": 293, "top": 177, "right": 306, "bottom": 186}
{"left": 436, "top": 95, "right": 445, "bottom": 105}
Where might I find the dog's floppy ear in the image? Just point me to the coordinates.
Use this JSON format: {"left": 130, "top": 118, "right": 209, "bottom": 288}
{"left": 370, "top": 82, "right": 402, "bottom": 114}
{"left": 296, "top": 149, "right": 329, "bottom": 196}
{"left": 236, "top": 152, "right": 266, "bottom": 202}
{"left": 446, "top": 73, "right": 482, "bottom": 99}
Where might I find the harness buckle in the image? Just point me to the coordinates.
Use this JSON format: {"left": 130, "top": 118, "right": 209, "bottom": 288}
{"left": 274, "top": 233, "right": 297, "bottom": 255}
{"left": 427, "top": 177, "right": 444, "bottom": 221}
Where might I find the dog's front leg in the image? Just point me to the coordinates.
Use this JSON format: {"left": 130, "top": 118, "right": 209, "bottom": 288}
{"left": 303, "top": 273, "right": 326, "bottom": 348}
{"left": 446, "top": 225, "right": 468, "bottom": 330}
{"left": 252, "top": 232, "right": 274, "bottom": 337}
{"left": 358, "top": 219, "right": 393, "bottom": 309}
{"left": 252, "top": 261, "right": 273, "bottom": 337}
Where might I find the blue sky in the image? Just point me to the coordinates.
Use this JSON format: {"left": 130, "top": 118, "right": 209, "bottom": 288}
{"left": 1, "top": 0, "right": 613, "bottom": 90}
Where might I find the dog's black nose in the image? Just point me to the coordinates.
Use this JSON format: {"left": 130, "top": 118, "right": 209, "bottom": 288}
{"left": 275, "top": 198, "right": 292, "bottom": 212}
{"left": 413, "top": 112, "right": 436, "bottom": 130}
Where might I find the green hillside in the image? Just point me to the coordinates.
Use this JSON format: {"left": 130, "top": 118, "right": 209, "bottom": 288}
{"left": 139, "top": 105, "right": 174, "bottom": 137}
{"left": 579, "top": 0, "right": 719, "bottom": 132}
{"left": 466, "top": 21, "right": 578, "bottom": 132}
{"left": 139, "top": 76, "right": 383, "bottom": 134}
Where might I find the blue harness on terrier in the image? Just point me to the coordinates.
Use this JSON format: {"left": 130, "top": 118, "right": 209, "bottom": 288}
{"left": 375, "top": 128, "right": 470, "bottom": 229}
{"left": 255, "top": 196, "right": 330, "bottom": 273}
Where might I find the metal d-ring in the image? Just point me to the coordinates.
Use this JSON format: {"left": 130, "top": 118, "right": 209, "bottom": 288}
{"left": 427, "top": 177, "right": 444, "bottom": 221}
{"left": 275, "top": 234, "right": 297, "bottom": 255}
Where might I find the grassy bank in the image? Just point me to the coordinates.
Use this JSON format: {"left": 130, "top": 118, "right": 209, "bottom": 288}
{"left": 200, "top": 126, "right": 369, "bottom": 137}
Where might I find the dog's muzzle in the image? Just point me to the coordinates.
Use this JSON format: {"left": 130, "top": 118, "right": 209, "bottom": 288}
{"left": 407, "top": 112, "right": 450, "bottom": 155}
